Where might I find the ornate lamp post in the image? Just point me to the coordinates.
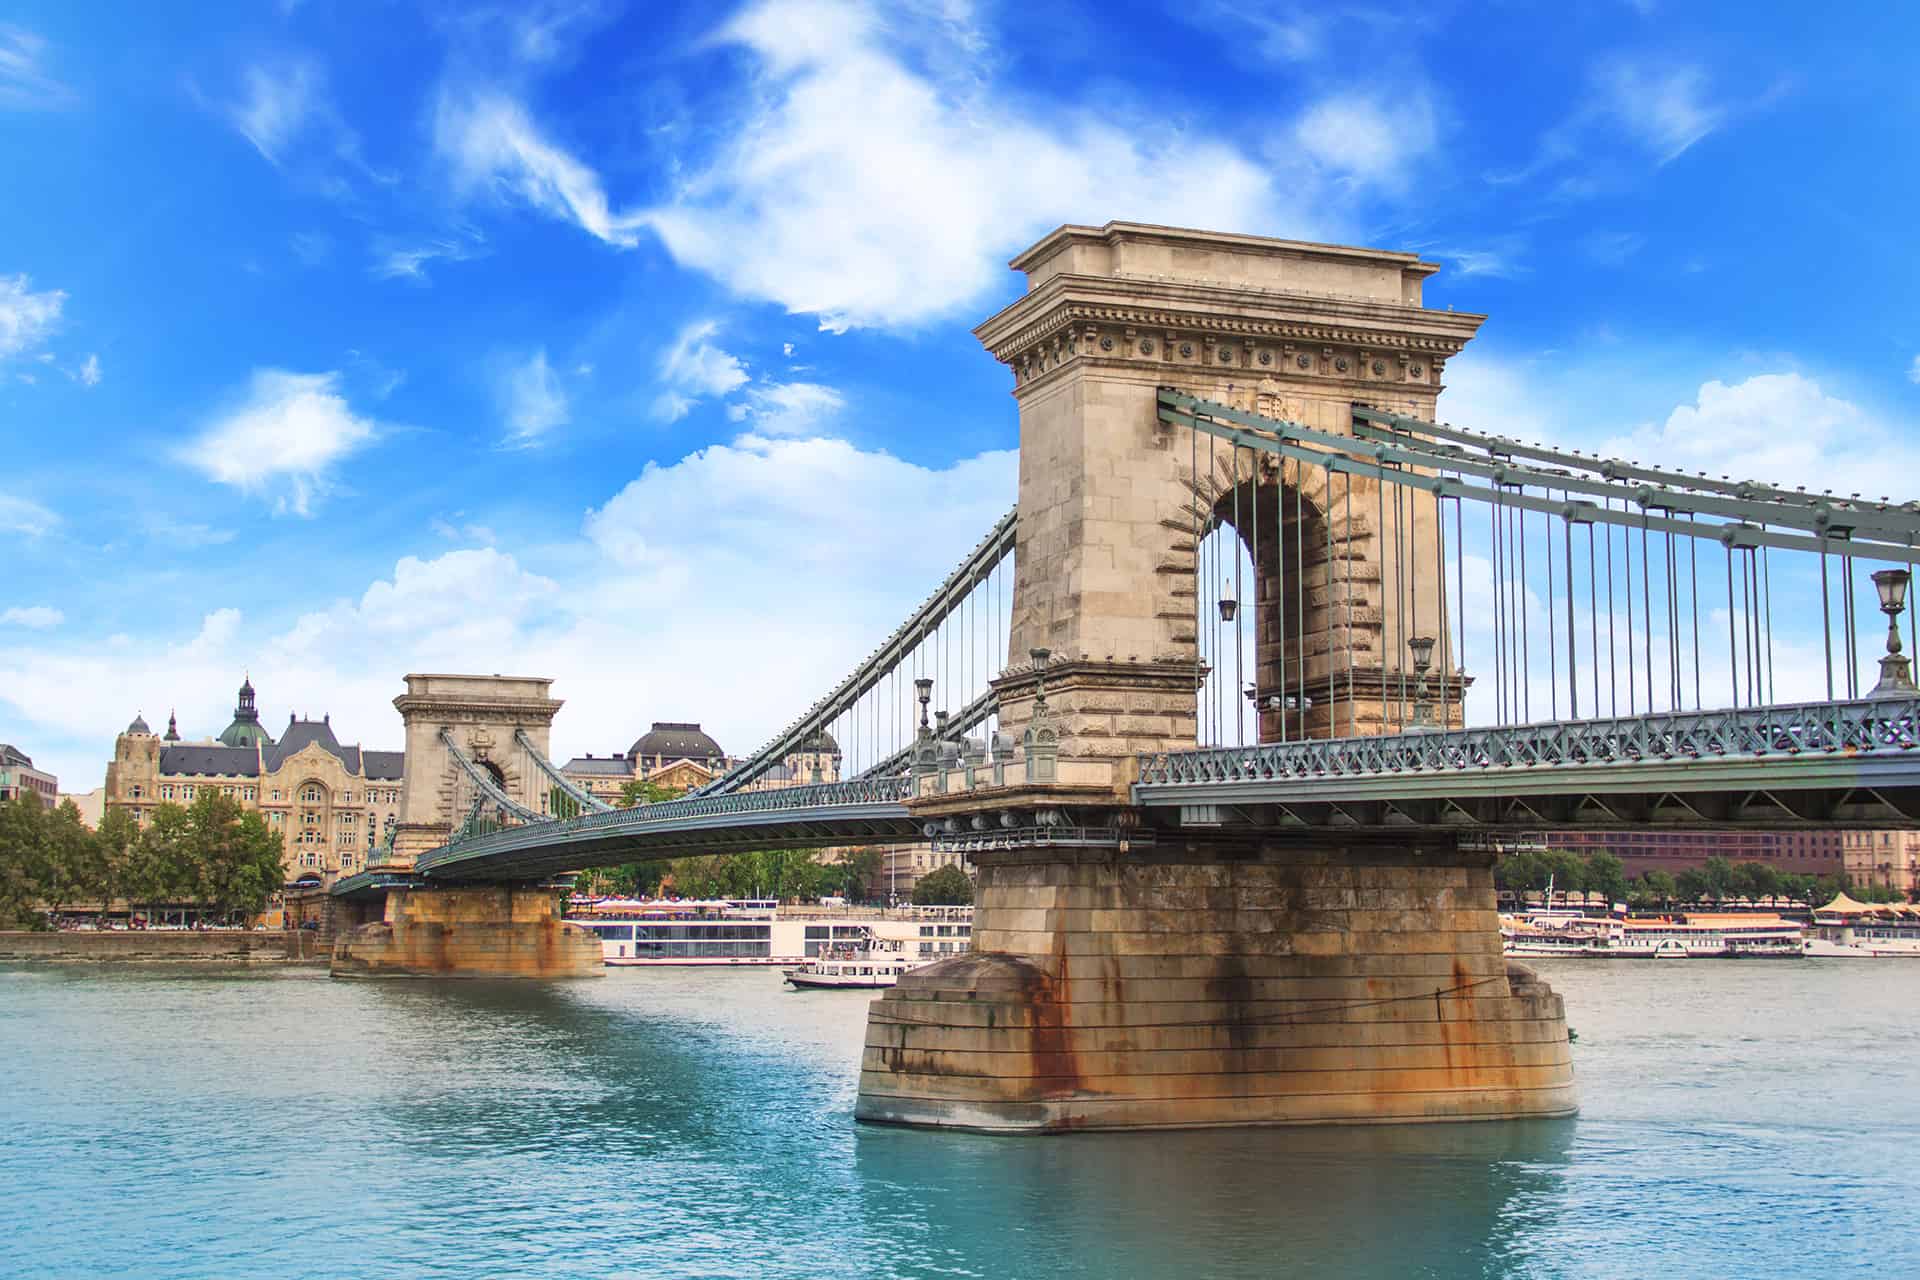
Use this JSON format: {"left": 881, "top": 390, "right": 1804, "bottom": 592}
{"left": 1217, "top": 584, "right": 1238, "bottom": 623}
{"left": 1870, "top": 569, "right": 1917, "bottom": 696}
{"left": 1408, "top": 634, "right": 1438, "bottom": 729}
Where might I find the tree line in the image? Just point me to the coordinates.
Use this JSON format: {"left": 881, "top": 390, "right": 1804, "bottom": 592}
{"left": 1494, "top": 848, "right": 1907, "bottom": 910}
{"left": 0, "top": 792, "right": 287, "bottom": 929}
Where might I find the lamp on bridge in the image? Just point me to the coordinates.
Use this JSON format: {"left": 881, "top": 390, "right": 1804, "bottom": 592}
{"left": 1408, "top": 634, "right": 1438, "bottom": 729}
{"left": 1218, "top": 583, "right": 1238, "bottom": 623}
{"left": 914, "top": 677, "right": 934, "bottom": 733}
{"left": 1870, "top": 568, "right": 1917, "bottom": 696}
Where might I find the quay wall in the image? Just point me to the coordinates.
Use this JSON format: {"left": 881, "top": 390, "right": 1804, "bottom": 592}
{"left": 0, "top": 930, "right": 325, "bottom": 964}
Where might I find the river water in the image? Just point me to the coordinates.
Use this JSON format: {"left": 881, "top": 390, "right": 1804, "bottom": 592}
{"left": 0, "top": 959, "right": 1915, "bottom": 1279}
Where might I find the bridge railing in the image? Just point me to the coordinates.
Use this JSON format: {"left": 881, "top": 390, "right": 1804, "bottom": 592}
{"left": 1137, "top": 696, "right": 1920, "bottom": 787}
{"left": 503, "top": 775, "right": 915, "bottom": 836}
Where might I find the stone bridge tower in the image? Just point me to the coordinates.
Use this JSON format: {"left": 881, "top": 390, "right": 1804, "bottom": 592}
{"left": 859, "top": 224, "right": 1573, "bottom": 1132}
{"left": 386, "top": 673, "right": 564, "bottom": 868}
{"left": 976, "top": 221, "right": 1482, "bottom": 766}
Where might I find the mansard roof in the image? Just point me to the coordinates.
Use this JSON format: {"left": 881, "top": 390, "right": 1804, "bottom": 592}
{"left": 159, "top": 744, "right": 262, "bottom": 778}
{"left": 0, "top": 743, "right": 31, "bottom": 768}
{"left": 362, "top": 750, "right": 404, "bottom": 780}
{"left": 562, "top": 755, "right": 635, "bottom": 776}
{"left": 265, "top": 717, "right": 344, "bottom": 771}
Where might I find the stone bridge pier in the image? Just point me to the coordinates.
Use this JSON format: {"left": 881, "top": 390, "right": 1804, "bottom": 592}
{"left": 331, "top": 674, "right": 600, "bottom": 979}
{"left": 854, "top": 223, "right": 1574, "bottom": 1131}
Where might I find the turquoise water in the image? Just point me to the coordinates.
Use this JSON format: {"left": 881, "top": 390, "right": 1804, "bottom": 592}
{"left": 1, "top": 960, "right": 1916, "bottom": 1279}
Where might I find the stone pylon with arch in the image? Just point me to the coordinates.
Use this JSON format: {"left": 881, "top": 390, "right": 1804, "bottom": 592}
{"left": 388, "top": 674, "right": 565, "bottom": 866}
{"left": 975, "top": 222, "right": 1479, "bottom": 772}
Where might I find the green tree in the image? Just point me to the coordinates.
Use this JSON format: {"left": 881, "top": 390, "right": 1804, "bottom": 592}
{"left": 0, "top": 794, "right": 53, "bottom": 927}
{"left": 91, "top": 806, "right": 141, "bottom": 915}
{"left": 181, "top": 790, "right": 285, "bottom": 922}
{"left": 1640, "top": 870, "right": 1678, "bottom": 909}
{"left": 1674, "top": 867, "right": 1709, "bottom": 905}
{"left": 841, "top": 848, "right": 885, "bottom": 902}
{"left": 619, "top": 778, "right": 684, "bottom": 808}
{"left": 1699, "top": 856, "right": 1735, "bottom": 903}
{"left": 1582, "top": 852, "right": 1628, "bottom": 905}
{"left": 1740, "top": 862, "right": 1781, "bottom": 904}
{"left": 911, "top": 863, "right": 974, "bottom": 906}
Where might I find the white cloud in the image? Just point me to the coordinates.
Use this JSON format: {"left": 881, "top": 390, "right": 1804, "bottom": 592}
{"left": 177, "top": 369, "right": 378, "bottom": 515}
{"left": 0, "top": 494, "right": 57, "bottom": 537}
{"left": 76, "top": 352, "right": 100, "bottom": 386}
{"left": 652, "top": 320, "right": 749, "bottom": 421}
{"left": 142, "top": 514, "right": 235, "bottom": 548}
{"left": 1907, "top": 355, "right": 1920, "bottom": 386}
{"left": 435, "top": 0, "right": 1408, "bottom": 333}
{"left": 434, "top": 91, "right": 645, "bottom": 247}
{"left": 371, "top": 233, "right": 486, "bottom": 282}
{"left": 1602, "top": 372, "right": 1920, "bottom": 502}
{"left": 498, "top": 349, "right": 569, "bottom": 446}
{"left": 724, "top": 381, "right": 844, "bottom": 436}
{"left": 228, "top": 57, "right": 323, "bottom": 164}
{"left": 0, "top": 25, "right": 73, "bottom": 109}
{"left": 1593, "top": 59, "right": 1725, "bottom": 164}
{"left": 0, "top": 425, "right": 1020, "bottom": 787}
{"left": 0, "top": 605, "right": 61, "bottom": 629}
{"left": 0, "top": 273, "right": 64, "bottom": 359}
{"left": 1293, "top": 92, "right": 1437, "bottom": 188}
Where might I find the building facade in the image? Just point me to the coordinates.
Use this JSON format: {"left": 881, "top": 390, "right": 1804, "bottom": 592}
{"left": 0, "top": 744, "right": 57, "bottom": 808}
{"left": 101, "top": 678, "right": 404, "bottom": 886}
{"left": 558, "top": 722, "right": 844, "bottom": 803}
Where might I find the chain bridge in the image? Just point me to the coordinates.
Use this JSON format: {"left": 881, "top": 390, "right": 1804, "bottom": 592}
{"left": 328, "top": 222, "right": 1920, "bottom": 1134}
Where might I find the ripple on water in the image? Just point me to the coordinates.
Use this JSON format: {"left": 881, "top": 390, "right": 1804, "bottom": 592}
{"left": 0, "top": 961, "right": 1916, "bottom": 1279}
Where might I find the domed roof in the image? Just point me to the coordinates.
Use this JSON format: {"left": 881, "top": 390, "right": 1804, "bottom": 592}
{"left": 797, "top": 729, "right": 840, "bottom": 755}
{"left": 629, "top": 721, "right": 725, "bottom": 761}
{"left": 126, "top": 713, "right": 151, "bottom": 735}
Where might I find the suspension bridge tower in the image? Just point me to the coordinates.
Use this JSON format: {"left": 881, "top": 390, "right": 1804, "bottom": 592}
{"left": 332, "top": 674, "right": 601, "bottom": 978}
{"left": 856, "top": 223, "right": 1576, "bottom": 1130}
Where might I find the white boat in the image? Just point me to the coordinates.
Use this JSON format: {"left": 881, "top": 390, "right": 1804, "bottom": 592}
{"left": 1502, "top": 910, "right": 1806, "bottom": 959}
{"left": 782, "top": 936, "right": 927, "bottom": 990}
{"left": 1804, "top": 892, "right": 1920, "bottom": 957}
{"left": 563, "top": 897, "right": 972, "bottom": 967}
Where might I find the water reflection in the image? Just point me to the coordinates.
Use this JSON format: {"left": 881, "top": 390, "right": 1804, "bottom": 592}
{"left": 856, "top": 1119, "right": 1575, "bottom": 1279}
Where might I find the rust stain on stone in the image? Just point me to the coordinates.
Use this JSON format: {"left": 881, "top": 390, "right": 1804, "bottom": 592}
{"left": 1023, "top": 931, "right": 1081, "bottom": 1099}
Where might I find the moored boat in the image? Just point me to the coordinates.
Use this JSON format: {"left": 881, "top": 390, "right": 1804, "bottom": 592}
{"left": 1804, "top": 893, "right": 1920, "bottom": 957}
{"left": 783, "top": 936, "right": 926, "bottom": 989}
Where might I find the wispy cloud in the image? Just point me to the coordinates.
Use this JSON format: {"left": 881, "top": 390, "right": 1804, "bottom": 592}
{"left": 0, "top": 605, "right": 63, "bottom": 629}
{"left": 1293, "top": 91, "right": 1437, "bottom": 189}
{"left": 0, "top": 25, "right": 74, "bottom": 110}
{"left": 0, "top": 494, "right": 58, "bottom": 538}
{"left": 652, "top": 320, "right": 749, "bottom": 421}
{"left": 1907, "top": 355, "right": 1920, "bottom": 386}
{"left": 0, "top": 274, "right": 64, "bottom": 359}
{"left": 1593, "top": 59, "right": 1725, "bottom": 164}
{"left": 74, "top": 352, "right": 101, "bottom": 386}
{"left": 1579, "top": 230, "right": 1647, "bottom": 267}
{"left": 434, "top": 91, "right": 644, "bottom": 247}
{"left": 725, "top": 381, "right": 845, "bottom": 437}
{"left": 176, "top": 369, "right": 378, "bottom": 515}
{"left": 227, "top": 56, "right": 324, "bottom": 164}
{"left": 371, "top": 231, "right": 487, "bottom": 282}
{"left": 498, "top": 349, "right": 568, "bottom": 446}
{"left": 142, "top": 513, "right": 236, "bottom": 548}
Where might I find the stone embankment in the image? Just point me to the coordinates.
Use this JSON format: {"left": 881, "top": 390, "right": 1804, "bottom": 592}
{"left": 0, "top": 930, "right": 326, "bottom": 964}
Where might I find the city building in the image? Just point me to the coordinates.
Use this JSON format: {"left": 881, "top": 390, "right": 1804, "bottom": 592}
{"left": 0, "top": 743, "right": 57, "bottom": 808}
{"left": 1507, "top": 828, "right": 1920, "bottom": 898}
{"left": 879, "top": 842, "right": 969, "bottom": 901}
{"left": 558, "top": 723, "right": 844, "bottom": 802}
{"left": 59, "top": 788, "right": 105, "bottom": 828}
{"left": 102, "top": 677, "right": 404, "bottom": 886}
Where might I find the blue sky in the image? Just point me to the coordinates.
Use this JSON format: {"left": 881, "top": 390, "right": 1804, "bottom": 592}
{"left": 3, "top": 0, "right": 1919, "bottom": 789}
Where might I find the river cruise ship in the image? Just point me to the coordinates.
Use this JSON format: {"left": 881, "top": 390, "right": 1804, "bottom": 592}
{"left": 563, "top": 897, "right": 972, "bottom": 967}
{"left": 1502, "top": 911, "right": 1805, "bottom": 958}
{"left": 1805, "top": 893, "right": 1920, "bottom": 957}
{"left": 783, "top": 936, "right": 927, "bottom": 990}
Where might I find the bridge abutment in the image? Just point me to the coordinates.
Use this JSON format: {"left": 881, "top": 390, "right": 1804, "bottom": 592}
{"left": 855, "top": 836, "right": 1573, "bottom": 1132}
{"left": 331, "top": 885, "right": 602, "bottom": 980}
